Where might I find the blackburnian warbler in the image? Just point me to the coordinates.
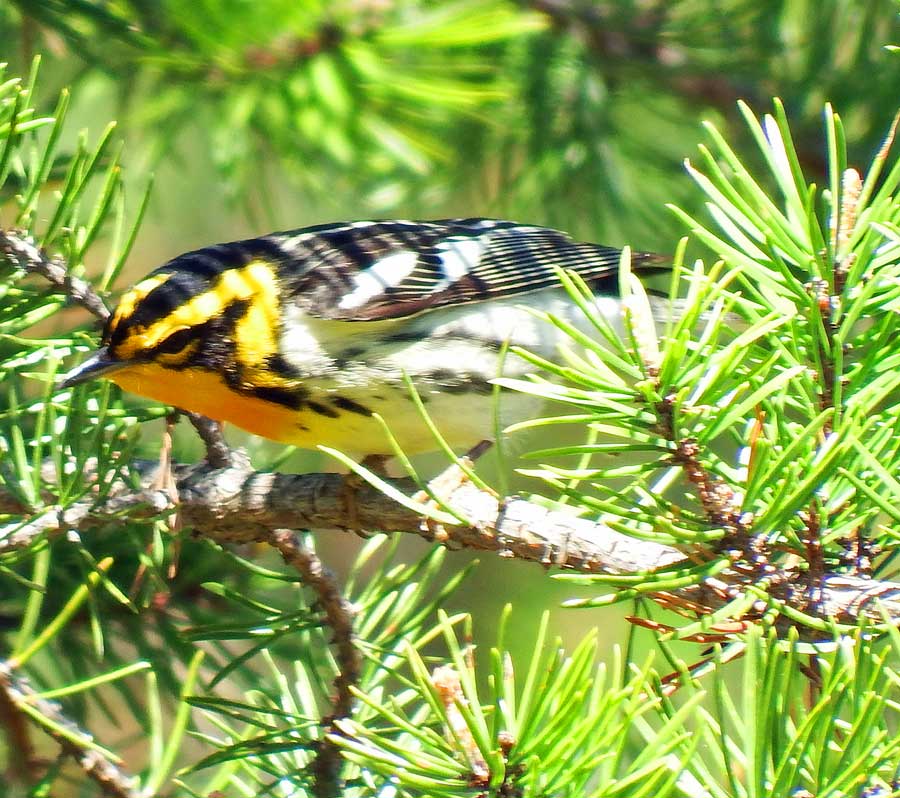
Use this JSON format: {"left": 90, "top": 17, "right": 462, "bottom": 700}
{"left": 61, "top": 218, "right": 666, "bottom": 458}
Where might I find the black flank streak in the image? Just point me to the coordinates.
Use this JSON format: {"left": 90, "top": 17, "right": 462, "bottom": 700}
{"left": 383, "top": 331, "right": 423, "bottom": 345}
{"left": 266, "top": 353, "right": 300, "bottom": 378}
{"left": 427, "top": 368, "right": 455, "bottom": 381}
{"left": 331, "top": 396, "right": 372, "bottom": 416}
{"left": 308, "top": 400, "right": 340, "bottom": 418}
{"left": 252, "top": 386, "right": 307, "bottom": 410}
{"left": 334, "top": 346, "right": 366, "bottom": 368}
{"left": 441, "top": 380, "right": 494, "bottom": 395}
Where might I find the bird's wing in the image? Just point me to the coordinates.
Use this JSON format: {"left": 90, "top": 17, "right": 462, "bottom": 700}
{"left": 271, "top": 218, "right": 668, "bottom": 322}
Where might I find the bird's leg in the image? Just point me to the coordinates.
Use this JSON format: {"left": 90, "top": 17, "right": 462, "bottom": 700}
{"left": 360, "top": 454, "right": 392, "bottom": 475}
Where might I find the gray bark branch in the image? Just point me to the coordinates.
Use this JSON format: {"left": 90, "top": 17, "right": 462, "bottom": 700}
{"left": 2, "top": 452, "right": 899, "bottom": 626}
{"left": 0, "top": 663, "right": 140, "bottom": 798}
{"left": 1, "top": 230, "right": 111, "bottom": 321}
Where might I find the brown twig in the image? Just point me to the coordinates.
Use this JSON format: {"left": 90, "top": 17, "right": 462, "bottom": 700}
{"left": 1, "top": 230, "right": 110, "bottom": 321}
{"left": 0, "top": 670, "right": 41, "bottom": 783}
{"left": 655, "top": 394, "right": 746, "bottom": 538}
{"left": 184, "top": 412, "right": 234, "bottom": 469}
{"left": 266, "top": 529, "right": 359, "bottom": 798}
{"left": 0, "top": 662, "right": 139, "bottom": 798}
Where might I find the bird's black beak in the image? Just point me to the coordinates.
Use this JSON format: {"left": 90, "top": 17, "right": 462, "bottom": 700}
{"left": 59, "top": 347, "right": 131, "bottom": 388}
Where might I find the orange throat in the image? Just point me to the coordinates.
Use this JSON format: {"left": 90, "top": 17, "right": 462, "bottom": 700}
{"left": 106, "top": 360, "right": 528, "bottom": 458}
{"left": 110, "top": 363, "right": 303, "bottom": 444}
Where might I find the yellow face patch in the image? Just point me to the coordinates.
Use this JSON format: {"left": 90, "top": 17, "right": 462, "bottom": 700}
{"left": 228, "top": 262, "right": 280, "bottom": 369}
{"left": 112, "top": 260, "right": 281, "bottom": 363}
{"left": 108, "top": 273, "right": 173, "bottom": 342}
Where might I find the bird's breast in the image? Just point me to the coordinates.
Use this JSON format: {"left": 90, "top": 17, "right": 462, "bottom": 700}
{"left": 111, "top": 289, "right": 634, "bottom": 456}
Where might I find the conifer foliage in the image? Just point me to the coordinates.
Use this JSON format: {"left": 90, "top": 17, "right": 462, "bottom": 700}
{"left": 3, "top": 3, "right": 900, "bottom": 796}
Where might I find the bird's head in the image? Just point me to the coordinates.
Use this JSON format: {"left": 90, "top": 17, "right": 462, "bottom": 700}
{"left": 60, "top": 247, "right": 284, "bottom": 395}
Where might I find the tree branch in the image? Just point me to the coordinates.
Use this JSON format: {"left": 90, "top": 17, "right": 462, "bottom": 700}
{"left": 2, "top": 453, "right": 899, "bottom": 627}
{"left": 0, "top": 662, "right": 140, "bottom": 798}
{"left": 0, "top": 230, "right": 110, "bottom": 322}
{"left": 267, "top": 529, "right": 359, "bottom": 798}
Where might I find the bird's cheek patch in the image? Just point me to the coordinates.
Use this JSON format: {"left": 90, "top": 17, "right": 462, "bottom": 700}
{"left": 230, "top": 262, "right": 280, "bottom": 368}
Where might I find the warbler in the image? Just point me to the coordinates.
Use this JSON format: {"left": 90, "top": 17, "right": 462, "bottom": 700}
{"left": 60, "top": 218, "right": 666, "bottom": 458}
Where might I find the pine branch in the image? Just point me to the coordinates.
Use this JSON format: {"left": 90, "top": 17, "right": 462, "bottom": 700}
{"left": 0, "top": 230, "right": 110, "bottom": 321}
{"left": 266, "top": 528, "right": 359, "bottom": 798}
{"left": 0, "top": 662, "right": 139, "bottom": 798}
{"left": 2, "top": 453, "right": 899, "bottom": 627}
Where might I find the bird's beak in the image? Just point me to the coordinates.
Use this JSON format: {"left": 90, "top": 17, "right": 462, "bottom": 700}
{"left": 59, "top": 347, "right": 132, "bottom": 388}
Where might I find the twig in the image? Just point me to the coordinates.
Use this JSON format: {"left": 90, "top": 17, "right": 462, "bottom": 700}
{"left": 1, "top": 230, "right": 110, "bottom": 321}
{"left": 0, "top": 671, "right": 40, "bottom": 783}
{"left": 1, "top": 456, "right": 899, "bottom": 625}
{"left": 654, "top": 394, "right": 749, "bottom": 541}
{"left": 432, "top": 665, "right": 489, "bottom": 787}
{"left": 185, "top": 412, "right": 233, "bottom": 468}
{"left": 0, "top": 662, "right": 140, "bottom": 798}
{"left": 266, "top": 529, "right": 359, "bottom": 798}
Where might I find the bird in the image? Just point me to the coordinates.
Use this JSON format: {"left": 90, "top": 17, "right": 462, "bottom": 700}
{"left": 60, "top": 218, "right": 667, "bottom": 460}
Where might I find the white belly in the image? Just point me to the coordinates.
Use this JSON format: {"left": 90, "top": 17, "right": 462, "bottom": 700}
{"left": 277, "top": 289, "right": 629, "bottom": 456}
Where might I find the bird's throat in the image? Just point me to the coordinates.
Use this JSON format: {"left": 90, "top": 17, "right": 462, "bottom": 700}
{"left": 109, "top": 362, "right": 308, "bottom": 445}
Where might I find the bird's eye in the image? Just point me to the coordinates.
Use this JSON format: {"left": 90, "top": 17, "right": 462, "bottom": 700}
{"left": 155, "top": 327, "right": 195, "bottom": 356}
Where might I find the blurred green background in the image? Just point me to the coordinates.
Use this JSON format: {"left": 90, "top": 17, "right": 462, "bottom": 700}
{"left": 3, "top": 0, "right": 900, "bottom": 659}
